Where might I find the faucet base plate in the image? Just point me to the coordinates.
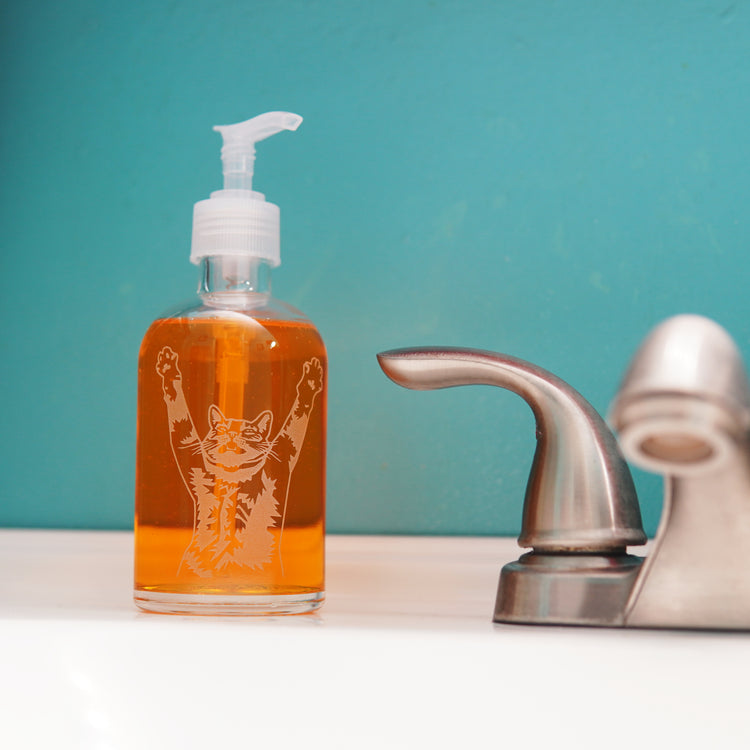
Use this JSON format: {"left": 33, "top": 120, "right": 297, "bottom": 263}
{"left": 494, "top": 552, "right": 644, "bottom": 627}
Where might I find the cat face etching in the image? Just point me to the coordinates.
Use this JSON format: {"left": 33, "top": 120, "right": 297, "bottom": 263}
{"left": 202, "top": 405, "right": 274, "bottom": 473}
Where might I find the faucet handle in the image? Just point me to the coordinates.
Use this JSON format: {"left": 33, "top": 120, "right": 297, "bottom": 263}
{"left": 378, "top": 347, "right": 645, "bottom": 551}
{"left": 378, "top": 347, "right": 646, "bottom": 626}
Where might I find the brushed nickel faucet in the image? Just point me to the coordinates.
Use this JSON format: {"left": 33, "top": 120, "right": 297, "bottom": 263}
{"left": 378, "top": 314, "right": 750, "bottom": 630}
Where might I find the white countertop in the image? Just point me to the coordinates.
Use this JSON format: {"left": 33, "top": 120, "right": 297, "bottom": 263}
{"left": 1, "top": 530, "right": 749, "bottom": 749}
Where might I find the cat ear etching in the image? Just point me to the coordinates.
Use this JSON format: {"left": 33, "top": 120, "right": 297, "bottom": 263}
{"left": 208, "top": 404, "right": 225, "bottom": 429}
{"left": 254, "top": 411, "right": 273, "bottom": 438}
{"left": 156, "top": 346, "right": 323, "bottom": 575}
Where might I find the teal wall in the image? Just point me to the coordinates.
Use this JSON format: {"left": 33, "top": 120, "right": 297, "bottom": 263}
{"left": 2, "top": 0, "right": 749, "bottom": 535}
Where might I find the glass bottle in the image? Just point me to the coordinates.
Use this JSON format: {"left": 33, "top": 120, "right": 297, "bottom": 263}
{"left": 134, "top": 112, "right": 325, "bottom": 615}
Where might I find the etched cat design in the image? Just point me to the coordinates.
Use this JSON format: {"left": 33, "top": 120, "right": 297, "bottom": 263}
{"left": 156, "top": 346, "right": 323, "bottom": 576}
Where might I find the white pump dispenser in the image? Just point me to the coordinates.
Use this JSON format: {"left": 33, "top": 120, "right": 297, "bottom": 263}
{"left": 190, "top": 111, "right": 303, "bottom": 267}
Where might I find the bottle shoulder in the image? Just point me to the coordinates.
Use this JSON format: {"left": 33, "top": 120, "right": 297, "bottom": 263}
{"left": 157, "top": 294, "right": 312, "bottom": 322}
{"left": 139, "top": 295, "right": 325, "bottom": 359}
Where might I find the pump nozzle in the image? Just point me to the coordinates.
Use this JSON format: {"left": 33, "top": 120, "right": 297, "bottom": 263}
{"left": 190, "top": 111, "right": 303, "bottom": 267}
{"left": 213, "top": 111, "right": 303, "bottom": 191}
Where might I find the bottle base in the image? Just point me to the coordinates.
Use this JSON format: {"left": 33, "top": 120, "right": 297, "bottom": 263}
{"left": 133, "top": 589, "right": 324, "bottom": 616}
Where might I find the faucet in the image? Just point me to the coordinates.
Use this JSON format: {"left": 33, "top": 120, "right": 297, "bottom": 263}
{"left": 378, "top": 315, "right": 750, "bottom": 630}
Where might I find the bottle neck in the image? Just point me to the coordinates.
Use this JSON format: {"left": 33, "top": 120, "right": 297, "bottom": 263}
{"left": 199, "top": 256, "right": 272, "bottom": 305}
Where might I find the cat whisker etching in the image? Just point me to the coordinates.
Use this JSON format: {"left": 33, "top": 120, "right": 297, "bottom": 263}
{"left": 156, "top": 346, "right": 323, "bottom": 576}
{"left": 189, "top": 441, "right": 206, "bottom": 456}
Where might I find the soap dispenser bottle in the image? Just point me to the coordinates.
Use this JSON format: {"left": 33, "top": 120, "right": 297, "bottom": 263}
{"left": 134, "top": 112, "right": 326, "bottom": 615}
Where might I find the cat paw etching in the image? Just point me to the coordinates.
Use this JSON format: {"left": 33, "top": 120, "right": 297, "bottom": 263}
{"left": 156, "top": 346, "right": 181, "bottom": 381}
{"left": 157, "top": 346, "right": 181, "bottom": 401}
{"left": 299, "top": 358, "right": 324, "bottom": 399}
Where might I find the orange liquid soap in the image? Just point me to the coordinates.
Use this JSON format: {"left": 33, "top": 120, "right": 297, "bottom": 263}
{"left": 135, "top": 314, "right": 326, "bottom": 614}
